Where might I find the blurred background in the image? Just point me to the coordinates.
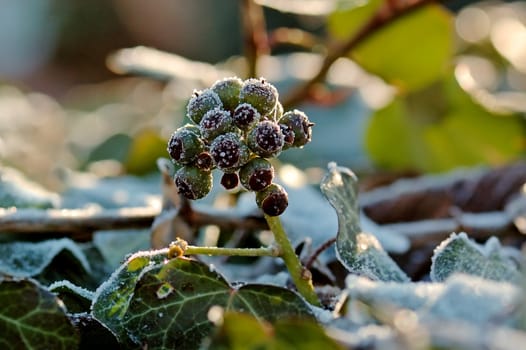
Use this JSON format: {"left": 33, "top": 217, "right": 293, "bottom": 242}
{"left": 0, "top": 0, "right": 524, "bottom": 190}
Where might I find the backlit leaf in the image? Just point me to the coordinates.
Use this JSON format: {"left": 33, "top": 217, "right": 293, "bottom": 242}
{"left": 320, "top": 163, "right": 408, "bottom": 281}
{"left": 350, "top": 5, "right": 453, "bottom": 92}
{"left": 206, "top": 311, "right": 344, "bottom": 350}
{"left": 366, "top": 76, "right": 525, "bottom": 172}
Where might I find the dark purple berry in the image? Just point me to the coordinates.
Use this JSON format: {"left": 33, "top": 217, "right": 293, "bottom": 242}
{"left": 220, "top": 172, "right": 239, "bottom": 190}
{"left": 256, "top": 183, "right": 288, "bottom": 216}
{"left": 239, "top": 157, "right": 274, "bottom": 192}
{"left": 210, "top": 133, "right": 249, "bottom": 172}
{"left": 239, "top": 78, "right": 278, "bottom": 118}
{"left": 247, "top": 120, "right": 284, "bottom": 158}
{"left": 278, "top": 110, "right": 313, "bottom": 148}
{"left": 174, "top": 166, "right": 213, "bottom": 200}
{"left": 167, "top": 124, "right": 205, "bottom": 165}
{"left": 195, "top": 152, "right": 214, "bottom": 171}
{"left": 186, "top": 89, "right": 223, "bottom": 124}
{"left": 199, "top": 107, "right": 235, "bottom": 142}
{"left": 233, "top": 103, "right": 261, "bottom": 131}
{"left": 211, "top": 77, "right": 243, "bottom": 112}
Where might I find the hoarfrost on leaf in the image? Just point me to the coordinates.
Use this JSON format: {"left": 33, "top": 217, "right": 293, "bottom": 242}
{"left": 345, "top": 273, "right": 520, "bottom": 327}
{"left": 320, "top": 163, "right": 408, "bottom": 282}
{"left": 430, "top": 232, "right": 522, "bottom": 284}
{"left": 0, "top": 238, "right": 91, "bottom": 278}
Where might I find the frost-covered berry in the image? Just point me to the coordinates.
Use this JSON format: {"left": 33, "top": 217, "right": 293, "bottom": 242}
{"left": 220, "top": 172, "right": 239, "bottom": 190}
{"left": 239, "top": 157, "right": 274, "bottom": 192}
{"left": 256, "top": 183, "right": 288, "bottom": 216}
{"left": 167, "top": 124, "right": 205, "bottom": 165}
{"left": 279, "top": 110, "right": 313, "bottom": 148}
{"left": 233, "top": 103, "right": 261, "bottom": 131}
{"left": 247, "top": 120, "right": 284, "bottom": 158}
{"left": 211, "top": 77, "right": 243, "bottom": 112}
{"left": 210, "top": 133, "right": 249, "bottom": 172}
{"left": 186, "top": 89, "right": 223, "bottom": 124}
{"left": 199, "top": 107, "right": 235, "bottom": 142}
{"left": 239, "top": 78, "right": 278, "bottom": 118}
{"left": 174, "top": 166, "right": 213, "bottom": 200}
{"left": 195, "top": 151, "right": 214, "bottom": 171}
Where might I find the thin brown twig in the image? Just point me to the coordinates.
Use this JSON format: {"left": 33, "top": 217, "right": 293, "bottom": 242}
{"left": 282, "top": 0, "right": 437, "bottom": 109}
{"left": 240, "top": 0, "right": 269, "bottom": 78}
{"left": 0, "top": 206, "right": 267, "bottom": 236}
{"left": 304, "top": 237, "right": 337, "bottom": 270}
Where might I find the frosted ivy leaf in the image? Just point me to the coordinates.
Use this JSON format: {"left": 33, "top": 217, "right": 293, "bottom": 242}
{"left": 0, "top": 238, "right": 91, "bottom": 278}
{"left": 430, "top": 232, "right": 522, "bottom": 284}
{"left": 0, "top": 166, "right": 59, "bottom": 209}
{"left": 320, "top": 163, "right": 408, "bottom": 282}
{"left": 345, "top": 273, "right": 520, "bottom": 326}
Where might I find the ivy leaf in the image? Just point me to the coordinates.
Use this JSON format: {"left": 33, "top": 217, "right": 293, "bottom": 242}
{"left": 345, "top": 273, "right": 520, "bottom": 327}
{"left": 320, "top": 163, "right": 408, "bottom": 282}
{"left": 91, "top": 249, "right": 167, "bottom": 343}
{"left": 430, "top": 232, "right": 522, "bottom": 284}
{"left": 48, "top": 280, "right": 94, "bottom": 314}
{"left": 0, "top": 166, "right": 59, "bottom": 209}
{"left": 366, "top": 75, "right": 525, "bottom": 172}
{"left": 206, "top": 311, "right": 344, "bottom": 350}
{"left": 328, "top": 0, "right": 383, "bottom": 40}
{"left": 0, "top": 278, "right": 79, "bottom": 349}
{"left": 352, "top": 5, "right": 453, "bottom": 92}
{"left": 121, "top": 258, "right": 314, "bottom": 349}
{"left": 93, "top": 250, "right": 313, "bottom": 349}
{"left": 0, "top": 238, "right": 93, "bottom": 287}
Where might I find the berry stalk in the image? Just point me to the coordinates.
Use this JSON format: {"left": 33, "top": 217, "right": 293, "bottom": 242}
{"left": 264, "top": 214, "right": 320, "bottom": 306}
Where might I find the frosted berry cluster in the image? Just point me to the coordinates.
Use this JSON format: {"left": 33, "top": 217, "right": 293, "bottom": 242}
{"left": 167, "top": 77, "right": 313, "bottom": 216}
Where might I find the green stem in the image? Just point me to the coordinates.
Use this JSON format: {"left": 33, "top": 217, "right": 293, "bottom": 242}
{"left": 265, "top": 214, "right": 320, "bottom": 306}
{"left": 186, "top": 245, "right": 279, "bottom": 257}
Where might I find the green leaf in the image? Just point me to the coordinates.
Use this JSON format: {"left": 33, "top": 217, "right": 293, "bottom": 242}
{"left": 0, "top": 279, "right": 79, "bottom": 349}
{"left": 366, "top": 76, "right": 525, "bottom": 172}
{"left": 91, "top": 249, "right": 167, "bottom": 342}
{"left": 0, "top": 238, "right": 93, "bottom": 287}
{"left": 94, "top": 250, "right": 313, "bottom": 349}
{"left": 430, "top": 232, "right": 522, "bottom": 284}
{"left": 0, "top": 167, "right": 59, "bottom": 209}
{"left": 207, "top": 311, "right": 344, "bottom": 350}
{"left": 320, "top": 163, "right": 408, "bottom": 282}
{"left": 125, "top": 129, "right": 168, "bottom": 175}
{"left": 121, "top": 258, "right": 314, "bottom": 349}
{"left": 328, "top": 0, "right": 383, "bottom": 40}
{"left": 48, "top": 280, "right": 94, "bottom": 314}
{"left": 351, "top": 5, "right": 453, "bottom": 92}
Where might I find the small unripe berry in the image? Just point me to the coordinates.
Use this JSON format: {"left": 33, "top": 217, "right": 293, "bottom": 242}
{"left": 199, "top": 107, "right": 235, "bottom": 142}
{"left": 247, "top": 120, "right": 284, "bottom": 158}
{"left": 210, "top": 133, "right": 250, "bottom": 172}
{"left": 233, "top": 103, "right": 261, "bottom": 131}
{"left": 186, "top": 89, "right": 223, "bottom": 124}
{"left": 195, "top": 152, "right": 214, "bottom": 171}
{"left": 220, "top": 172, "right": 239, "bottom": 190}
{"left": 167, "top": 124, "right": 205, "bottom": 164}
{"left": 279, "top": 110, "right": 313, "bottom": 148}
{"left": 239, "top": 78, "right": 278, "bottom": 118}
{"left": 174, "top": 166, "right": 213, "bottom": 200}
{"left": 256, "top": 183, "right": 288, "bottom": 216}
{"left": 239, "top": 157, "right": 274, "bottom": 192}
{"left": 211, "top": 77, "right": 243, "bottom": 112}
